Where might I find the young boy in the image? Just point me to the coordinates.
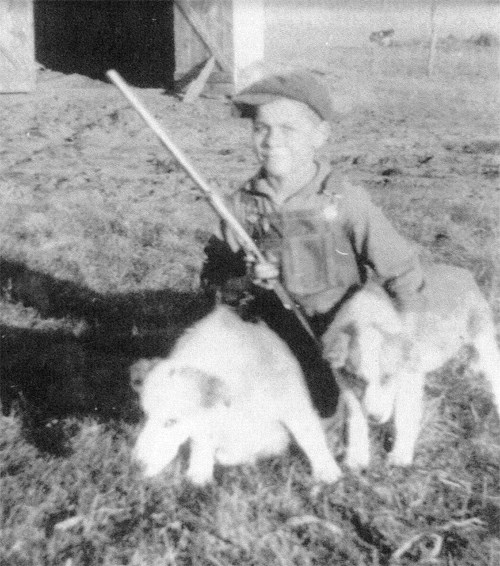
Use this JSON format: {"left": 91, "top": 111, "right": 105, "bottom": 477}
{"left": 201, "top": 70, "right": 424, "bottom": 373}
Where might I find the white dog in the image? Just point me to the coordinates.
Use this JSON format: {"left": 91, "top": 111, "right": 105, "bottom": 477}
{"left": 322, "top": 263, "right": 500, "bottom": 470}
{"left": 133, "top": 305, "right": 341, "bottom": 485}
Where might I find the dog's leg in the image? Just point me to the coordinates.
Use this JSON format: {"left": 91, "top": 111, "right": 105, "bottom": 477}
{"left": 186, "top": 432, "right": 216, "bottom": 485}
{"left": 281, "top": 409, "right": 342, "bottom": 483}
{"left": 342, "top": 389, "right": 371, "bottom": 470}
{"left": 388, "top": 371, "right": 424, "bottom": 466}
{"left": 133, "top": 422, "right": 189, "bottom": 477}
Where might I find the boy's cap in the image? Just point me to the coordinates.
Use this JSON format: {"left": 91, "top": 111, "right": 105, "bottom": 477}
{"left": 232, "top": 71, "right": 334, "bottom": 121}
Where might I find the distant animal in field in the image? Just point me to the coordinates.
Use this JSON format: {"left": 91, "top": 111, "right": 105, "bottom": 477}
{"left": 322, "top": 263, "right": 500, "bottom": 470}
{"left": 133, "top": 305, "right": 341, "bottom": 485}
{"left": 369, "top": 28, "right": 395, "bottom": 47}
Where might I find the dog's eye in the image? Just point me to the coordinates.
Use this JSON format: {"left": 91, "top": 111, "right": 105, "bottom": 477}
{"left": 164, "top": 419, "right": 177, "bottom": 428}
{"left": 350, "top": 374, "right": 367, "bottom": 390}
{"left": 338, "top": 368, "right": 367, "bottom": 390}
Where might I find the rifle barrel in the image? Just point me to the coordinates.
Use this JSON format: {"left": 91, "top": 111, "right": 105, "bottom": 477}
{"left": 106, "top": 70, "right": 318, "bottom": 344}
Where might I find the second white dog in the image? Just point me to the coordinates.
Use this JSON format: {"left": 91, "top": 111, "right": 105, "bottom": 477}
{"left": 133, "top": 305, "right": 341, "bottom": 485}
{"left": 322, "top": 263, "right": 500, "bottom": 470}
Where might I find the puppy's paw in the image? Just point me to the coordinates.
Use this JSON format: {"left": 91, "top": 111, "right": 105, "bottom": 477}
{"left": 313, "top": 462, "right": 343, "bottom": 484}
{"left": 185, "top": 466, "right": 213, "bottom": 486}
{"left": 344, "top": 448, "right": 370, "bottom": 471}
{"left": 387, "top": 447, "right": 414, "bottom": 467}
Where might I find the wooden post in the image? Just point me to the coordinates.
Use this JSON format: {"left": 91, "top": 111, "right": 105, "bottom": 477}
{"left": 232, "top": 0, "right": 265, "bottom": 90}
{"left": 174, "top": 0, "right": 264, "bottom": 95}
{"left": 427, "top": 0, "right": 438, "bottom": 76}
{"left": 0, "top": 0, "right": 35, "bottom": 92}
{"left": 183, "top": 56, "right": 216, "bottom": 102}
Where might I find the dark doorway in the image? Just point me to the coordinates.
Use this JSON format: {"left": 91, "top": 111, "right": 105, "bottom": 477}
{"left": 34, "top": 0, "right": 175, "bottom": 88}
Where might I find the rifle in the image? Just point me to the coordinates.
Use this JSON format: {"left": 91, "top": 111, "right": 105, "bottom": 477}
{"left": 106, "top": 70, "right": 318, "bottom": 344}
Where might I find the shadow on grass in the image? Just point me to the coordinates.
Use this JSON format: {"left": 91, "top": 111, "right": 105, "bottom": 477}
{"left": 0, "top": 257, "right": 339, "bottom": 454}
{"left": 0, "top": 258, "right": 213, "bottom": 454}
{"left": 0, "top": 258, "right": 211, "bottom": 334}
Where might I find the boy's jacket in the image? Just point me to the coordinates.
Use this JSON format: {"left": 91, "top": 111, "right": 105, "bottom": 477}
{"left": 216, "top": 162, "right": 424, "bottom": 316}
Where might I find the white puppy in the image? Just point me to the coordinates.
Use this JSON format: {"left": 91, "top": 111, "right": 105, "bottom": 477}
{"left": 133, "top": 305, "right": 341, "bottom": 485}
{"left": 322, "top": 263, "right": 500, "bottom": 470}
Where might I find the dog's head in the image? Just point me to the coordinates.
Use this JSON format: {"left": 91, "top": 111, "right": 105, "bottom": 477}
{"left": 133, "top": 362, "right": 230, "bottom": 477}
{"left": 323, "top": 284, "right": 404, "bottom": 423}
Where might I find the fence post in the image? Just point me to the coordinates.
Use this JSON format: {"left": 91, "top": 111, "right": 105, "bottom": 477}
{"left": 427, "top": 0, "right": 438, "bottom": 76}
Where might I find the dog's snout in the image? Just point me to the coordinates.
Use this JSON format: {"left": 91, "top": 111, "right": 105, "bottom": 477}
{"left": 364, "top": 396, "right": 393, "bottom": 425}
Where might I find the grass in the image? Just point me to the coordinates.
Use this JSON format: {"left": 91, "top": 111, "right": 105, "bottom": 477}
{"left": 1, "top": 6, "right": 500, "bottom": 565}
{"left": 1, "top": 387, "right": 499, "bottom": 566}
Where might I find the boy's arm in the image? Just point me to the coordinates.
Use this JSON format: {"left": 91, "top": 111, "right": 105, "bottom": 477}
{"left": 201, "top": 185, "right": 280, "bottom": 302}
{"left": 200, "top": 233, "right": 251, "bottom": 305}
{"left": 346, "top": 184, "right": 425, "bottom": 312}
{"left": 200, "top": 192, "right": 252, "bottom": 305}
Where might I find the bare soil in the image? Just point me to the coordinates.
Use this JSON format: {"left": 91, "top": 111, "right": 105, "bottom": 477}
{"left": 1, "top": 37, "right": 498, "bottom": 294}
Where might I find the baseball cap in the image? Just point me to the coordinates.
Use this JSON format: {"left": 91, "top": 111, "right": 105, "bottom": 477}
{"left": 232, "top": 70, "right": 334, "bottom": 121}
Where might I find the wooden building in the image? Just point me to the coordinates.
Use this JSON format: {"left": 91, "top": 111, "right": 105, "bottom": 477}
{"left": 1, "top": 0, "right": 264, "bottom": 94}
{"left": 174, "top": 0, "right": 264, "bottom": 92}
{"left": 0, "top": 0, "right": 35, "bottom": 92}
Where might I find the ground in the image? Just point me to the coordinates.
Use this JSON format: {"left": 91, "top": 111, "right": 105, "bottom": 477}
{"left": 0, "top": 2, "right": 499, "bottom": 565}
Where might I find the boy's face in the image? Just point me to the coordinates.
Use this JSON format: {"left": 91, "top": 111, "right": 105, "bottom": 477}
{"left": 252, "top": 98, "right": 328, "bottom": 180}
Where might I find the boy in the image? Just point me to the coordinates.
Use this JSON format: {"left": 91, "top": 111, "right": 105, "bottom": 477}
{"left": 201, "top": 70, "right": 424, "bottom": 381}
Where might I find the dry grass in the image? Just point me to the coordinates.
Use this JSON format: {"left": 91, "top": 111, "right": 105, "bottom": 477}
{"left": 1, "top": 3, "right": 500, "bottom": 565}
{"left": 1, "top": 393, "right": 499, "bottom": 566}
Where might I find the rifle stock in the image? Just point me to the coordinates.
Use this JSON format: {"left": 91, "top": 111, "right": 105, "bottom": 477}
{"left": 106, "top": 70, "right": 318, "bottom": 343}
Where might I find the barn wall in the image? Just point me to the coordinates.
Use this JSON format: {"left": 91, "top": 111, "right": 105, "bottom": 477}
{"left": 0, "top": 0, "right": 35, "bottom": 92}
{"left": 34, "top": 0, "right": 175, "bottom": 88}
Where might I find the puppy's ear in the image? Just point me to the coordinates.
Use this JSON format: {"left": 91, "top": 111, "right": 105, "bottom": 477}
{"left": 380, "top": 334, "right": 415, "bottom": 374}
{"left": 176, "top": 367, "right": 231, "bottom": 408}
{"left": 130, "top": 357, "right": 161, "bottom": 394}
{"left": 359, "top": 283, "right": 404, "bottom": 336}
{"left": 200, "top": 376, "right": 231, "bottom": 408}
{"left": 371, "top": 297, "right": 404, "bottom": 336}
{"left": 323, "top": 330, "right": 352, "bottom": 369}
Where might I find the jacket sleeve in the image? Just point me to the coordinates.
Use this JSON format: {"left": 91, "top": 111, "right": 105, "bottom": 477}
{"left": 345, "top": 183, "right": 425, "bottom": 311}
{"left": 199, "top": 191, "right": 251, "bottom": 305}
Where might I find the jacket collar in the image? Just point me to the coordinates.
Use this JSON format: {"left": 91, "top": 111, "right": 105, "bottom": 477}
{"left": 248, "top": 161, "right": 332, "bottom": 206}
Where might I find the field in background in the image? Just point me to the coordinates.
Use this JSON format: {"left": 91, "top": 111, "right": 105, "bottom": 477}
{"left": 265, "top": 0, "right": 500, "bottom": 78}
{"left": 266, "top": 0, "right": 500, "bottom": 48}
{"left": 1, "top": 1, "right": 499, "bottom": 565}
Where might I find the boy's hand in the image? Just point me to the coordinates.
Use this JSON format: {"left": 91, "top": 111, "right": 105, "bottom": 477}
{"left": 247, "top": 256, "right": 280, "bottom": 289}
{"left": 254, "top": 261, "right": 279, "bottom": 282}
